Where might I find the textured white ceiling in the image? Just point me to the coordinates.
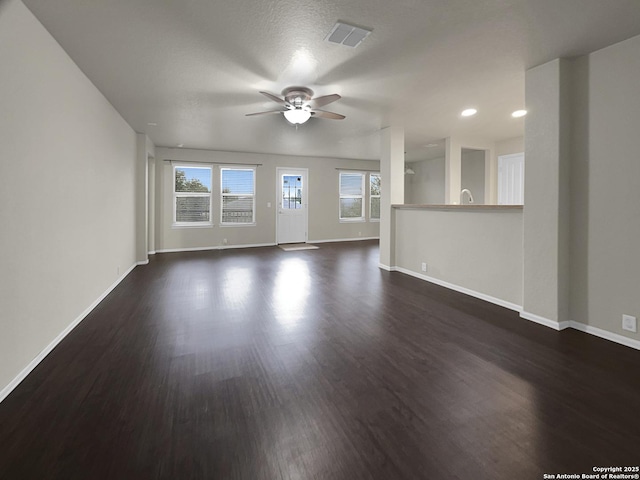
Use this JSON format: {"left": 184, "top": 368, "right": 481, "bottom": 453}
{"left": 22, "top": 0, "right": 640, "bottom": 161}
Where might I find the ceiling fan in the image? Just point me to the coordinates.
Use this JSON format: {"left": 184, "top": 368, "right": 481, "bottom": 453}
{"left": 246, "top": 86, "right": 345, "bottom": 125}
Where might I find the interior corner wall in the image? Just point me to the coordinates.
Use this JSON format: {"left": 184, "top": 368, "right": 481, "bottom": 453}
{"left": 405, "top": 157, "right": 445, "bottom": 205}
{"left": 569, "top": 34, "right": 640, "bottom": 340}
{"left": 495, "top": 137, "right": 524, "bottom": 157}
{"left": 461, "top": 150, "right": 486, "bottom": 205}
{"left": 0, "top": 0, "right": 138, "bottom": 395}
{"left": 154, "top": 148, "right": 380, "bottom": 251}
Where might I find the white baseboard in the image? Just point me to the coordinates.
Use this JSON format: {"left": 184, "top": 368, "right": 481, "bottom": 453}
{"left": 0, "top": 262, "right": 138, "bottom": 404}
{"left": 393, "top": 266, "right": 523, "bottom": 313}
{"left": 136, "top": 259, "right": 149, "bottom": 266}
{"left": 156, "top": 242, "right": 276, "bottom": 253}
{"left": 219, "top": 242, "right": 276, "bottom": 250}
{"left": 569, "top": 320, "right": 640, "bottom": 351}
{"left": 155, "top": 239, "right": 378, "bottom": 254}
{"left": 148, "top": 250, "right": 156, "bottom": 255}
{"left": 309, "top": 237, "right": 379, "bottom": 244}
{"left": 390, "top": 266, "right": 640, "bottom": 351}
{"left": 520, "top": 311, "right": 570, "bottom": 331}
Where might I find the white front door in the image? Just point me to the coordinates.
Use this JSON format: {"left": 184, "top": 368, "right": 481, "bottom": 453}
{"left": 277, "top": 168, "right": 308, "bottom": 244}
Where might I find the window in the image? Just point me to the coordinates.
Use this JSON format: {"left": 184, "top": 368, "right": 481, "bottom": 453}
{"left": 370, "top": 173, "right": 381, "bottom": 221}
{"left": 339, "top": 172, "right": 365, "bottom": 221}
{"left": 221, "top": 167, "right": 255, "bottom": 224}
{"left": 281, "top": 175, "right": 303, "bottom": 209}
{"left": 173, "top": 165, "right": 212, "bottom": 226}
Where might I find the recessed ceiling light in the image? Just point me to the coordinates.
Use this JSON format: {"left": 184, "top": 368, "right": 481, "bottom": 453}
{"left": 176, "top": 144, "right": 184, "bottom": 148}
{"left": 424, "top": 143, "right": 439, "bottom": 148}
{"left": 512, "top": 110, "right": 527, "bottom": 118}
{"left": 461, "top": 108, "right": 477, "bottom": 117}
{"left": 147, "top": 122, "right": 157, "bottom": 126}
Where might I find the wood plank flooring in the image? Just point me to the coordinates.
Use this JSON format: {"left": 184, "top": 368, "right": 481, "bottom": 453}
{"left": 1, "top": 240, "right": 639, "bottom": 479}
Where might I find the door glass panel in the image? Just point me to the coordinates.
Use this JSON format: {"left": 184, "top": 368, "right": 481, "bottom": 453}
{"left": 282, "top": 175, "right": 303, "bottom": 209}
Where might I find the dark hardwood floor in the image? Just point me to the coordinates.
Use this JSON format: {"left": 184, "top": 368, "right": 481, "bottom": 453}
{"left": 1, "top": 240, "right": 639, "bottom": 479}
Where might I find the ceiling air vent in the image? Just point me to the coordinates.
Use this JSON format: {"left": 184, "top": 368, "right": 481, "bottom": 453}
{"left": 325, "top": 22, "right": 372, "bottom": 48}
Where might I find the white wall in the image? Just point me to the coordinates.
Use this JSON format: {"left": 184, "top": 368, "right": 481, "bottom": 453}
{"left": 405, "top": 157, "right": 445, "bottom": 204}
{"left": 0, "top": 0, "right": 138, "bottom": 396}
{"left": 496, "top": 137, "right": 524, "bottom": 158}
{"left": 154, "top": 148, "right": 381, "bottom": 251}
{"left": 569, "top": 35, "right": 640, "bottom": 339}
{"left": 394, "top": 208, "right": 523, "bottom": 307}
{"left": 461, "top": 150, "right": 485, "bottom": 204}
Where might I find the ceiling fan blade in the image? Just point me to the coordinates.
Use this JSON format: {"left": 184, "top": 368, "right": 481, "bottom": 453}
{"left": 259, "top": 91, "right": 287, "bottom": 105}
{"left": 245, "top": 110, "right": 284, "bottom": 116}
{"left": 308, "top": 94, "right": 341, "bottom": 109}
{"left": 310, "top": 109, "right": 345, "bottom": 120}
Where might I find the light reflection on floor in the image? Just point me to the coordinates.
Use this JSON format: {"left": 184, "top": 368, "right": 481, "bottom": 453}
{"left": 192, "top": 277, "right": 210, "bottom": 310}
{"left": 222, "top": 267, "right": 252, "bottom": 311}
{"left": 271, "top": 257, "right": 311, "bottom": 329}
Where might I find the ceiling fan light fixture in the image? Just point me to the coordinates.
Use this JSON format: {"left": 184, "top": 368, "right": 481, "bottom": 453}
{"left": 247, "top": 87, "right": 344, "bottom": 123}
{"left": 284, "top": 109, "right": 311, "bottom": 124}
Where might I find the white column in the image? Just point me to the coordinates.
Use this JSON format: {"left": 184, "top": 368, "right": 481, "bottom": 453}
{"left": 485, "top": 149, "right": 497, "bottom": 205}
{"left": 135, "top": 134, "right": 148, "bottom": 264}
{"left": 147, "top": 156, "right": 156, "bottom": 254}
{"left": 379, "top": 126, "right": 405, "bottom": 269}
{"left": 445, "top": 137, "right": 462, "bottom": 204}
{"left": 521, "top": 58, "right": 571, "bottom": 326}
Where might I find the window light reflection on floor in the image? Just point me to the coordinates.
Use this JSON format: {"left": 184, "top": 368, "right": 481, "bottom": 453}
{"left": 272, "top": 258, "right": 311, "bottom": 328}
{"left": 222, "top": 267, "right": 252, "bottom": 311}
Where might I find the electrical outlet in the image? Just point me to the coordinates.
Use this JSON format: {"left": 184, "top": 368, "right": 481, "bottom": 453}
{"left": 117, "top": 266, "right": 120, "bottom": 276}
{"left": 358, "top": 231, "right": 362, "bottom": 237}
{"left": 622, "top": 314, "right": 637, "bottom": 333}
{"left": 223, "top": 238, "right": 228, "bottom": 245}
{"left": 421, "top": 262, "right": 427, "bottom": 272}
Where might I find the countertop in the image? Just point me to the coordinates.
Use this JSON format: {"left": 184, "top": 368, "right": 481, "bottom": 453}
{"left": 392, "top": 204, "right": 523, "bottom": 210}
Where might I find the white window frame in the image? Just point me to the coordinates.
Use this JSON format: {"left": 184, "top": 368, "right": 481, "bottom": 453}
{"left": 369, "top": 172, "right": 381, "bottom": 222}
{"left": 220, "top": 166, "right": 256, "bottom": 226}
{"left": 173, "top": 164, "right": 213, "bottom": 228}
{"left": 339, "top": 171, "right": 365, "bottom": 222}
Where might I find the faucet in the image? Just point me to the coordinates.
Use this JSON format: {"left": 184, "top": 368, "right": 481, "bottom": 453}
{"left": 460, "top": 189, "right": 474, "bottom": 204}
